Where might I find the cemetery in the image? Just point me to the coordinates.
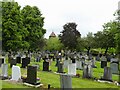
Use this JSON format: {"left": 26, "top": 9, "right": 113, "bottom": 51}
{"left": 1, "top": 0, "right": 120, "bottom": 89}
{"left": 0, "top": 51, "right": 120, "bottom": 89}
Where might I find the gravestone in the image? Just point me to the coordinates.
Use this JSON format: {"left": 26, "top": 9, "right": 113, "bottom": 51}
{"left": 83, "top": 64, "right": 92, "bottom": 78}
{"left": 91, "top": 59, "right": 97, "bottom": 68}
{"left": 76, "top": 60, "right": 83, "bottom": 70}
{"left": 0, "top": 57, "right": 4, "bottom": 67}
{"left": 63, "top": 60, "right": 69, "bottom": 68}
{"left": 26, "top": 65, "right": 40, "bottom": 85}
{"left": 60, "top": 74, "right": 72, "bottom": 89}
{"left": 16, "top": 56, "right": 21, "bottom": 63}
{"left": 43, "top": 61, "right": 49, "bottom": 71}
{"left": 11, "top": 65, "right": 21, "bottom": 81}
{"left": 1, "top": 64, "right": 8, "bottom": 78}
{"left": 21, "top": 57, "right": 30, "bottom": 68}
{"left": 101, "top": 56, "right": 107, "bottom": 68}
{"left": 103, "top": 67, "right": 112, "bottom": 81}
{"left": 10, "top": 58, "right": 16, "bottom": 68}
{"left": 57, "top": 62, "right": 63, "bottom": 73}
{"left": 110, "top": 63, "right": 119, "bottom": 74}
{"left": 68, "top": 63, "right": 76, "bottom": 75}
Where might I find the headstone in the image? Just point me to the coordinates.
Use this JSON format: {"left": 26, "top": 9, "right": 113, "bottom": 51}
{"left": 11, "top": 65, "right": 21, "bottom": 81}
{"left": 0, "top": 57, "right": 4, "bottom": 67}
{"left": 63, "top": 60, "right": 69, "bottom": 68}
{"left": 21, "top": 57, "right": 30, "bottom": 68}
{"left": 76, "top": 60, "right": 83, "bottom": 70}
{"left": 43, "top": 61, "right": 49, "bottom": 71}
{"left": 60, "top": 74, "right": 72, "bottom": 89}
{"left": 10, "top": 58, "right": 16, "bottom": 68}
{"left": 110, "top": 63, "right": 119, "bottom": 74}
{"left": 1, "top": 64, "right": 8, "bottom": 78}
{"left": 68, "top": 63, "right": 76, "bottom": 75}
{"left": 103, "top": 67, "right": 112, "bottom": 81}
{"left": 26, "top": 65, "right": 39, "bottom": 85}
{"left": 83, "top": 64, "right": 92, "bottom": 78}
{"left": 91, "top": 59, "right": 97, "bottom": 68}
{"left": 101, "top": 56, "right": 107, "bottom": 68}
{"left": 57, "top": 62, "right": 63, "bottom": 73}
{"left": 16, "top": 56, "right": 21, "bottom": 63}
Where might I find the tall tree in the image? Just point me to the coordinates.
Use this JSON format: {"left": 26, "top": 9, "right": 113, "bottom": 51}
{"left": 2, "top": 2, "right": 29, "bottom": 51}
{"left": 21, "top": 5, "right": 46, "bottom": 51}
{"left": 59, "top": 22, "right": 81, "bottom": 50}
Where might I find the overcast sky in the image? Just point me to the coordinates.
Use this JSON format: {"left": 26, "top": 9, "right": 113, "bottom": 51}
{"left": 15, "top": 0, "right": 120, "bottom": 38}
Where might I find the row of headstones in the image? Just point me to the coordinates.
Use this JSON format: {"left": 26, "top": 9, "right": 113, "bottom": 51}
{"left": 0, "top": 64, "right": 40, "bottom": 85}
{"left": 0, "top": 56, "right": 30, "bottom": 68}
{"left": 60, "top": 66, "right": 115, "bottom": 89}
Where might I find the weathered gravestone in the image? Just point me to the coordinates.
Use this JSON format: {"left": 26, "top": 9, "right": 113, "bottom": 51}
{"left": 26, "top": 65, "right": 40, "bottom": 85}
{"left": 101, "top": 56, "right": 107, "bottom": 68}
{"left": 83, "top": 64, "right": 93, "bottom": 78}
{"left": 60, "top": 74, "right": 72, "bottom": 89}
{"left": 1, "top": 64, "right": 8, "bottom": 79}
{"left": 11, "top": 65, "right": 21, "bottom": 81}
{"left": 110, "top": 62, "right": 119, "bottom": 74}
{"left": 68, "top": 59, "right": 76, "bottom": 75}
{"left": 57, "top": 61, "right": 64, "bottom": 73}
{"left": 63, "top": 60, "right": 69, "bottom": 68}
{"left": 10, "top": 58, "right": 16, "bottom": 68}
{"left": 43, "top": 61, "right": 49, "bottom": 71}
{"left": 91, "top": 59, "right": 97, "bottom": 68}
{"left": 102, "top": 67, "right": 112, "bottom": 81}
{"left": 76, "top": 60, "right": 83, "bottom": 70}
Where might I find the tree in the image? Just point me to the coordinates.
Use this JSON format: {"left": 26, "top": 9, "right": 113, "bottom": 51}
{"left": 44, "top": 37, "right": 63, "bottom": 51}
{"left": 82, "top": 32, "right": 95, "bottom": 55}
{"left": 21, "top": 5, "right": 46, "bottom": 51}
{"left": 59, "top": 22, "right": 81, "bottom": 50}
{"left": 2, "top": 2, "right": 29, "bottom": 51}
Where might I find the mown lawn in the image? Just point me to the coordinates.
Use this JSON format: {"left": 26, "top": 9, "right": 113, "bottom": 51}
{"left": 1, "top": 58, "right": 120, "bottom": 89}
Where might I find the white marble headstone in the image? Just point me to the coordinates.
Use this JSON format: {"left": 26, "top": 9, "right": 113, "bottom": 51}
{"left": 68, "top": 63, "right": 76, "bottom": 75}
{"left": 11, "top": 65, "right": 21, "bottom": 81}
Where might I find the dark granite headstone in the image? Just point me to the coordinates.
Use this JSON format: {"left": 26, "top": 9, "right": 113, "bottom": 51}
{"left": 10, "top": 58, "right": 16, "bottom": 68}
{"left": 101, "top": 61, "right": 107, "bottom": 68}
{"left": 21, "top": 57, "right": 30, "bottom": 68}
{"left": 26, "top": 65, "right": 39, "bottom": 85}
{"left": 57, "top": 62, "right": 63, "bottom": 73}
{"left": 16, "top": 56, "right": 21, "bottom": 63}
{"left": 0, "top": 57, "right": 4, "bottom": 66}
{"left": 43, "top": 61, "right": 49, "bottom": 71}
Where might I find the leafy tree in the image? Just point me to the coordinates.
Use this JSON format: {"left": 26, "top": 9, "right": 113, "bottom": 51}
{"left": 44, "top": 37, "right": 63, "bottom": 51}
{"left": 103, "top": 22, "right": 116, "bottom": 54}
{"left": 2, "top": 2, "right": 29, "bottom": 51}
{"left": 82, "top": 32, "right": 95, "bottom": 55}
{"left": 59, "top": 22, "right": 81, "bottom": 50}
{"left": 21, "top": 5, "right": 46, "bottom": 51}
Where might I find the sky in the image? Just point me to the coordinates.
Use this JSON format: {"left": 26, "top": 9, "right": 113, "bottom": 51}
{"left": 15, "top": 0, "right": 120, "bottom": 38}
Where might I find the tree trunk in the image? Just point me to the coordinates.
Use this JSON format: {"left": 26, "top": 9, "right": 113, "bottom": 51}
{"left": 87, "top": 47, "right": 91, "bottom": 56}
{"left": 104, "top": 47, "right": 108, "bottom": 55}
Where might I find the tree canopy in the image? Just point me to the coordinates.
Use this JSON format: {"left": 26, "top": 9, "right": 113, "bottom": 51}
{"left": 59, "top": 22, "right": 81, "bottom": 50}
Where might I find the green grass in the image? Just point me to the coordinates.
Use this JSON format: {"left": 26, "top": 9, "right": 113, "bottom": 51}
{"left": 1, "top": 58, "right": 120, "bottom": 88}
